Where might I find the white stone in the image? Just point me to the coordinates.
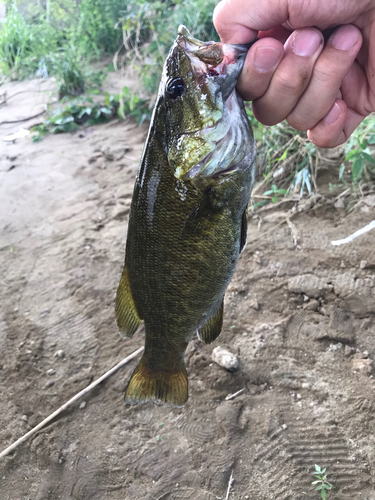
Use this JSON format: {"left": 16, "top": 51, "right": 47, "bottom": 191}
{"left": 212, "top": 347, "right": 239, "bottom": 371}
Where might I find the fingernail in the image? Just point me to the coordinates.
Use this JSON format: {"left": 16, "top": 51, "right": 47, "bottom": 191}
{"left": 331, "top": 25, "right": 359, "bottom": 51}
{"left": 254, "top": 46, "right": 281, "bottom": 72}
{"left": 292, "top": 29, "right": 322, "bottom": 57}
{"left": 323, "top": 102, "right": 341, "bottom": 125}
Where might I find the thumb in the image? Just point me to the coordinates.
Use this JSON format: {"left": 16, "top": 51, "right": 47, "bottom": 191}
{"left": 213, "top": 0, "right": 290, "bottom": 43}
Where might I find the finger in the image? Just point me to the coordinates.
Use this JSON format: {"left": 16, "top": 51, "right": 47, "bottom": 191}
{"left": 257, "top": 26, "right": 292, "bottom": 44}
{"left": 286, "top": 25, "right": 362, "bottom": 131}
{"left": 237, "top": 38, "right": 284, "bottom": 101}
{"left": 307, "top": 99, "right": 366, "bottom": 148}
{"left": 252, "top": 28, "right": 324, "bottom": 126}
{"left": 213, "top": 0, "right": 362, "bottom": 44}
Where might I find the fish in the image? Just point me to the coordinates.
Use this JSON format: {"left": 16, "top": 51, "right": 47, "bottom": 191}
{"left": 115, "top": 25, "right": 256, "bottom": 406}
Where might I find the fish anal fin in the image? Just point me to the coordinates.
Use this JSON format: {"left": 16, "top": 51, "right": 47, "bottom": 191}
{"left": 240, "top": 207, "right": 248, "bottom": 254}
{"left": 125, "top": 358, "right": 188, "bottom": 407}
{"left": 115, "top": 264, "right": 142, "bottom": 338}
{"left": 198, "top": 301, "right": 223, "bottom": 344}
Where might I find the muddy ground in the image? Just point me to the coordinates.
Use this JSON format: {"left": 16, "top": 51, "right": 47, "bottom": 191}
{"left": 1, "top": 77, "right": 375, "bottom": 500}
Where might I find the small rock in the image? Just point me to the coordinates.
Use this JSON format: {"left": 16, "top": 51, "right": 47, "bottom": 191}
{"left": 360, "top": 260, "right": 368, "bottom": 269}
{"left": 303, "top": 299, "right": 319, "bottom": 311}
{"left": 47, "top": 368, "right": 56, "bottom": 376}
{"left": 352, "top": 358, "right": 373, "bottom": 375}
{"left": 344, "top": 345, "right": 355, "bottom": 356}
{"left": 334, "top": 198, "right": 345, "bottom": 209}
{"left": 212, "top": 346, "right": 239, "bottom": 371}
{"left": 22, "top": 415, "right": 28, "bottom": 421}
{"left": 249, "top": 298, "right": 260, "bottom": 310}
{"left": 328, "top": 343, "right": 343, "bottom": 352}
{"left": 282, "top": 424, "right": 288, "bottom": 430}
{"left": 45, "top": 380, "right": 55, "bottom": 388}
{"left": 79, "top": 401, "right": 86, "bottom": 409}
{"left": 54, "top": 349, "right": 65, "bottom": 358}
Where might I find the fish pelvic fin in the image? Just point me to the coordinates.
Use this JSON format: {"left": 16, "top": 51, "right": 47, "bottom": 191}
{"left": 125, "top": 358, "right": 188, "bottom": 407}
{"left": 197, "top": 301, "right": 223, "bottom": 344}
{"left": 115, "top": 264, "right": 142, "bottom": 338}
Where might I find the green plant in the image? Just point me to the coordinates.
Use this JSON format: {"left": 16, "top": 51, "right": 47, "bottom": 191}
{"left": 31, "top": 86, "right": 150, "bottom": 142}
{"left": 263, "top": 184, "right": 288, "bottom": 203}
{"left": 312, "top": 464, "right": 333, "bottom": 500}
{"left": 0, "top": 5, "right": 59, "bottom": 78}
{"left": 31, "top": 96, "right": 113, "bottom": 141}
{"left": 48, "top": 48, "right": 87, "bottom": 99}
{"left": 341, "top": 114, "right": 375, "bottom": 183}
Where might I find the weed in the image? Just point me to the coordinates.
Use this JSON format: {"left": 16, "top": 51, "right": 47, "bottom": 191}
{"left": 49, "top": 48, "right": 87, "bottom": 99}
{"left": 263, "top": 184, "right": 288, "bottom": 203}
{"left": 31, "top": 86, "right": 149, "bottom": 142}
{"left": 0, "top": 5, "right": 58, "bottom": 78}
{"left": 312, "top": 464, "right": 333, "bottom": 500}
{"left": 341, "top": 114, "right": 375, "bottom": 183}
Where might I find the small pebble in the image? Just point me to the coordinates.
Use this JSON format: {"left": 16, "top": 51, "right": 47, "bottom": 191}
{"left": 212, "top": 346, "right": 239, "bottom": 371}
{"left": 47, "top": 368, "right": 56, "bottom": 376}
{"left": 45, "top": 380, "right": 55, "bottom": 388}
{"left": 360, "top": 260, "right": 368, "bottom": 269}
{"left": 22, "top": 415, "right": 28, "bottom": 421}
{"left": 79, "top": 401, "right": 86, "bottom": 409}
{"left": 352, "top": 358, "right": 373, "bottom": 375}
{"left": 54, "top": 349, "right": 65, "bottom": 358}
{"left": 344, "top": 345, "right": 355, "bottom": 357}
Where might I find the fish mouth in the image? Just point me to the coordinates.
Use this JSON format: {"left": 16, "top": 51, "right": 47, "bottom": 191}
{"left": 173, "top": 26, "right": 255, "bottom": 181}
{"left": 177, "top": 25, "right": 248, "bottom": 101}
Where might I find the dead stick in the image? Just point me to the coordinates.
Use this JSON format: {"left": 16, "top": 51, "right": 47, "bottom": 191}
{"left": 225, "top": 470, "right": 234, "bottom": 500}
{"left": 0, "top": 346, "right": 144, "bottom": 460}
{"left": 0, "top": 110, "right": 45, "bottom": 126}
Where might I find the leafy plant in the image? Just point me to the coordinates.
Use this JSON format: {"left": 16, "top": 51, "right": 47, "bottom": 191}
{"left": 49, "top": 48, "right": 87, "bottom": 99}
{"left": 263, "top": 184, "right": 288, "bottom": 203}
{"left": 312, "top": 464, "right": 333, "bottom": 500}
{"left": 31, "top": 86, "right": 150, "bottom": 142}
{"left": 0, "top": 5, "right": 59, "bottom": 78}
{"left": 341, "top": 114, "right": 375, "bottom": 183}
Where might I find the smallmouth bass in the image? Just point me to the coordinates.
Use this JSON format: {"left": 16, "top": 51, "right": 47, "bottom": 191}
{"left": 116, "top": 25, "right": 256, "bottom": 406}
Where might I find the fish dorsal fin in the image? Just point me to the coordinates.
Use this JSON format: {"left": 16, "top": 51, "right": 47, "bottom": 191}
{"left": 198, "top": 301, "right": 224, "bottom": 344}
{"left": 125, "top": 358, "right": 188, "bottom": 407}
{"left": 240, "top": 207, "right": 248, "bottom": 254}
{"left": 115, "top": 264, "right": 142, "bottom": 338}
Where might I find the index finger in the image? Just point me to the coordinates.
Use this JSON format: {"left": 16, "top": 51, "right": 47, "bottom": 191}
{"left": 213, "top": 0, "right": 290, "bottom": 43}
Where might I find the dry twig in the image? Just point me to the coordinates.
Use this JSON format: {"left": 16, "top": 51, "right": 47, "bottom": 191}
{"left": 225, "top": 470, "right": 234, "bottom": 500}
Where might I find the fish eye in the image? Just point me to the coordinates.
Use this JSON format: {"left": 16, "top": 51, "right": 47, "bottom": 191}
{"left": 166, "top": 77, "right": 185, "bottom": 99}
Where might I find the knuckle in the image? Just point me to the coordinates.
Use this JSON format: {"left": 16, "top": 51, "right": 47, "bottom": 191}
{"left": 274, "top": 69, "right": 310, "bottom": 97}
{"left": 312, "top": 65, "right": 338, "bottom": 85}
{"left": 286, "top": 114, "right": 310, "bottom": 131}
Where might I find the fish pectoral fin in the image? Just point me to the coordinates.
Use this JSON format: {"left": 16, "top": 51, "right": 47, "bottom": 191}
{"left": 240, "top": 207, "right": 248, "bottom": 254}
{"left": 115, "top": 265, "right": 142, "bottom": 338}
{"left": 125, "top": 358, "right": 188, "bottom": 407}
{"left": 197, "top": 301, "right": 224, "bottom": 344}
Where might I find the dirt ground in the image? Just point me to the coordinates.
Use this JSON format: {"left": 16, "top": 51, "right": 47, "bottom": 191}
{"left": 1, "top": 76, "right": 375, "bottom": 500}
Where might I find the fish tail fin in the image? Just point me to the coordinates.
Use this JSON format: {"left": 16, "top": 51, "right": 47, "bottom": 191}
{"left": 125, "top": 358, "right": 188, "bottom": 407}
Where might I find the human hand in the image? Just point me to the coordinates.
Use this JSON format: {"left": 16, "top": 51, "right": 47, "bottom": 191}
{"left": 213, "top": 0, "right": 375, "bottom": 148}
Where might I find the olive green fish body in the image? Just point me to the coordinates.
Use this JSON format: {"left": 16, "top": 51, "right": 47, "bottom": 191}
{"left": 116, "top": 26, "right": 256, "bottom": 406}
